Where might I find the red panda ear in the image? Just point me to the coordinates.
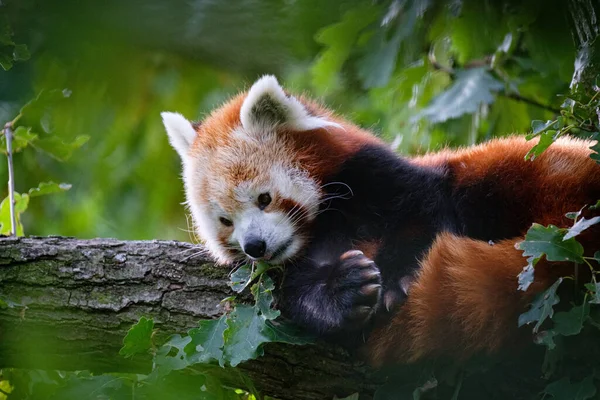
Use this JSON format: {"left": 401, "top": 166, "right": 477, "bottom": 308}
{"left": 240, "top": 75, "right": 340, "bottom": 133}
{"left": 161, "top": 112, "right": 198, "bottom": 162}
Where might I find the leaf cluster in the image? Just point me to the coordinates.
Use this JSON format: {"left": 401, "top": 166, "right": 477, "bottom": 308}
{"left": 116, "top": 263, "right": 312, "bottom": 398}
{"left": 0, "top": 16, "right": 29, "bottom": 71}
{"left": 514, "top": 211, "right": 600, "bottom": 399}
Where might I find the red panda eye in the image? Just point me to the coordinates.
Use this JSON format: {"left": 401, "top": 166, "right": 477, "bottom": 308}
{"left": 257, "top": 193, "right": 272, "bottom": 210}
{"left": 219, "top": 217, "right": 233, "bottom": 227}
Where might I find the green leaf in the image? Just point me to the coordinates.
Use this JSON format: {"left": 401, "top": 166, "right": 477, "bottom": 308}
{"left": 12, "top": 43, "right": 30, "bottom": 61}
{"left": 518, "top": 224, "right": 584, "bottom": 264}
{"left": 416, "top": 68, "right": 503, "bottom": 123}
{"left": 0, "top": 126, "right": 39, "bottom": 153}
{"left": 585, "top": 282, "right": 600, "bottom": 304}
{"left": 0, "top": 183, "right": 68, "bottom": 237}
{"left": 28, "top": 181, "right": 72, "bottom": 198}
{"left": 530, "top": 119, "right": 559, "bottom": 135}
{"left": 119, "top": 316, "right": 154, "bottom": 358}
{"left": 229, "top": 264, "right": 252, "bottom": 293}
{"left": 311, "top": 6, "right": 380, "bottom": 90}
{"left": 517, "top": 257, "right": 537, "bottom": 291}
{"left": 553, "top": 302, "right": 590, "bottom": 336}
{"left": 18, "top": 89, "right": 71, "bottom": 122}
{"left": 491, "top": 32, "right": 515, "bottom": 68}
{"left": 563, "top": 216, "right": 600, "bottom": 240}
{"left": 222, "top": 305, "right": 271, "bottom": 367}
{"left": 356, "top": 1, "right": 425, "bottom": 89}
{"left": 151, "top": 334, "right": 192, "bottom": 378}
{"left": 449, "top": 1, "right": 505, "bottom": 65}
{"left": 543, "top": 375, "right": 596, "bottom": 400}
{"left": 229, "top": 261, "right": 277, "bottom": 294}
{"left": 590, "top": 200, "right": 600, "bottom": 210}
{"left": 161, "top": 333, "right": 191, "bottom": 357}
{"left": 525, "top": 130, "right": 557, "bottom": 161}
{"left": 534, "top": 329, "right": 557, "bottom": 349}
{"left": 0, "top": 192, "right": 29, "bottom": 236}
{"left": 251, "top": 275, "right": 280, "bottom": 320}
{"left": 185, "top": 316, "right": 228, "bottom": 365}
{"left": 356, "top": 29, "right": 402, "bottom": 89}
{"left": 221, "top": 304, "right": 310, "bottom": 367}
{"left": 0, "top": 52, "right": 13, "bottom": 71}
{"left": 32, "top": 135, "right": 90, "bottom": 161}
{"left": 518, "top": 278, "right": 562, "bottom": 332}
{"left": 250, "top": 261, "right": 277, "bottom": 281}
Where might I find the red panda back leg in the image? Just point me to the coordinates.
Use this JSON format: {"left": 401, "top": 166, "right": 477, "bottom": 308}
{"left": 366, "top": 232, "right": 573, "bottom": 367}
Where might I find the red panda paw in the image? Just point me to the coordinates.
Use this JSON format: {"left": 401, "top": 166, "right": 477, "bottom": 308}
{"left": 383, "top": 275, "right": 416, "bottom": 312}
{"left": 330, "top": 250, "right": 382, "bottom": 329}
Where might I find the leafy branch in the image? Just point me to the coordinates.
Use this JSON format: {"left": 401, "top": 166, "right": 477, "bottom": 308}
{"left": 427, "top": 51, "right": 562, "bottom": 115}
{"left": 0, "top": 15, "right": 30, "bottom": 71}
{"left": 118, "top": 262, "right": 313, "bottom": 397}
{"left": 0, "top": 90, "right": 89, "bottom": 236}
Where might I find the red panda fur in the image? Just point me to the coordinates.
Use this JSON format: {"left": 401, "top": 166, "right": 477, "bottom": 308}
{"left": 164, "top": 76, "right": 600, "bottom": 367}
{"left": 365, "top": 138, "right": 600, "bottom": 365}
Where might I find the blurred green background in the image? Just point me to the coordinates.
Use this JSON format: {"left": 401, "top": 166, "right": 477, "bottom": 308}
{"left": 1, "top": 0, "right": 594, "bottom": 241}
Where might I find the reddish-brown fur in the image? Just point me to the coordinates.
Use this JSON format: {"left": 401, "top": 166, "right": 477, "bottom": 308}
{"left": 413, "top": 137, "right": 600, "bottom": 228}
{"left": 194, "top": 94, "right": 382, "bottom": 185}
{"left": 366, "top": 138, "right": 600, "bottom": 366}
{"left": 354, "top": 239, "right": 382, "bottom": 260}
{"left": 193, "top": 85, "right": 600, "bottom": 366}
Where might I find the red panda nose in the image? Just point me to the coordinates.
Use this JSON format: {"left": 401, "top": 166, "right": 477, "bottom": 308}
{"left": 243, "top": 238, "right": 267, "bottom": 259}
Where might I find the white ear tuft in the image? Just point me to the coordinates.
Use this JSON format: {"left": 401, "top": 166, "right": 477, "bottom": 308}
{"left": 240, "top": 75, "right": 340, "bottom": 132}
{"left": 161, "top": 112, "right": 197, "bottom": 161}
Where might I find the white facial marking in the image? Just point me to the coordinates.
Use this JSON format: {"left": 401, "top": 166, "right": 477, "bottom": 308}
{"left": 227, "top": 165, "right": 319, "bottom": 263}
{"left": 161, "top": 112, "right": 197, "bottom": 162}
{"left": 180, "top": 149, "right": 321, "bottom": 265}
{"left": 163, "top": 76, "right": 332, "bottom": 265}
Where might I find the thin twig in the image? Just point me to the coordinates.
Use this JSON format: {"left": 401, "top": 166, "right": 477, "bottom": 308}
{"left": 428, "top": 49, "right": 454, "bottom": 76}
{"left": 503, "top": 92, "right": 561, "bottom": 114}
{"left": 3, "top": 122, "right": 17, "bottom": 236}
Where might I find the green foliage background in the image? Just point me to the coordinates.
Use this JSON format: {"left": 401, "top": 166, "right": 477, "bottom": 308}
{"left": 2, "top": 0, "right": 600, "bottom": 399}
{"left": 2, "top": 0, "right": 592, "bottom": 241}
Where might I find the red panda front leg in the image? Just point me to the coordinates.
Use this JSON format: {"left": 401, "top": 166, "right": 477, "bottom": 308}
{"left": 280, "top": 248, "right": 382, "bottom": 336}
{"left": 366, "top": 232, "right": 573, "bottom": 367}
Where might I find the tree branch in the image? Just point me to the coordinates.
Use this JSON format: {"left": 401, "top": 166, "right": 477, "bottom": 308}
{"left": 502, "top": 92, "right": 561, "bottom": 115}
{"left": 0, "top": 236, "right": 380, "bottom": 400}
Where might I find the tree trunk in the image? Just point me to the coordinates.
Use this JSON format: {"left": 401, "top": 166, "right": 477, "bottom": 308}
{"left": 0, "top": 237, "right": 381, "bottom": 400}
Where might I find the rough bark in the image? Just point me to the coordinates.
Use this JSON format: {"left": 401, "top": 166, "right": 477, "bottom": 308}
{"left": 0, "top": 236, "right": 381, "bottom": 400}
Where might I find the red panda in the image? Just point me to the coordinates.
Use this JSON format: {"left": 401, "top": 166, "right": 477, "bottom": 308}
{"left": 162, "top": 75, "right": 600, "bottom": 367}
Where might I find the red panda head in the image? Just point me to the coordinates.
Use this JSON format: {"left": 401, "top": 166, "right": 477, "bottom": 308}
{"left": 162, "top": 75, "right": 350, "bottom": 265}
